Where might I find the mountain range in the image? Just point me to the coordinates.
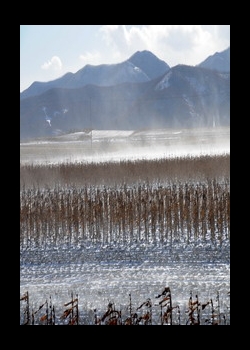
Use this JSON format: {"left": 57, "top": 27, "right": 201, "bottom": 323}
{"left": 20, "top": 47, "right": 230, "bottom": 140}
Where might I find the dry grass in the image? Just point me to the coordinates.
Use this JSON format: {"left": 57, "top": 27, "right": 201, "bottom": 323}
{"left": 20, "top": 178, "right": 230, "bottom": 247}
{"left": 20, "top": 153, "right": 229, "bottom": 188}
{"left": 20, "top": 288, "right": 230, "bottom": 325}
{"left": 20, "top": 153, "right": 230, "bottom": 325}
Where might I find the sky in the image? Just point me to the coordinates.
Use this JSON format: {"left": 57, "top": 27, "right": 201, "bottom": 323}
{"left": 20, "top": 25, "right": 230, "bottom": 93}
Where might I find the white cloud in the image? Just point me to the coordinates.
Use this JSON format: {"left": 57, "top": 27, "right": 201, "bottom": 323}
{"left": 99, "top": 25, "right": 230, "bottom": 67}
{"left": 41, "top": 56, "right": 63, "bottom": 71}
{"left": 99, "top": 25, "right": 130, "bottom": 61}
{"left": 79, "top": 51, "right": 102, "bottom": 66}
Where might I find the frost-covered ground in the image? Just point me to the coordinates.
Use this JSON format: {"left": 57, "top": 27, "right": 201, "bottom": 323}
{"left": 20, "top": 127, "right": 230, "bottom": 325}
{"left": 20, "top": 239, "right": 230, "bottom": 325}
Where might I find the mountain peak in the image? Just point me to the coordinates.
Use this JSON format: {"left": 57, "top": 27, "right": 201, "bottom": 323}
{"left": 20, "top": 50, "right": 171, "bottom": 100}
{"left": 129, "top": 50, "right": 158, "bottom": 59}
{"left": 128, "top": 50, "right": 170, "bottom": 79}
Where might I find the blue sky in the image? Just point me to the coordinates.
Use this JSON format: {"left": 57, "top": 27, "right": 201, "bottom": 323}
{"left": 20, "top": 25, "right": 230, "bottom": 93}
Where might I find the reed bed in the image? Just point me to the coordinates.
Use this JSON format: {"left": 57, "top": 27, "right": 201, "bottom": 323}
{"left": 20, "top": 178, "right": 230, "bottom": 248}
{"left": 20, "top": 288, "right": 230, "bottom": 325}
{"left": 20, "top": 153, "right": 230, "bottom": 325}
{"left": 20, "top": 153, "right": 229, "bottom": 188}
{"left": 20, "top": 153, "right": 230, "bottom": 248}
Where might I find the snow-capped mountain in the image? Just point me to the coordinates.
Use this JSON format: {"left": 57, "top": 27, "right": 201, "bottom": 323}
{"left": 20, "top": 50, "right": 170, "bottom": 100}
{"left": 20, "top": 66, "right": 229, "bottom": 140}
{"left": 20, "top": 48, "right": 230, "bottom": 140}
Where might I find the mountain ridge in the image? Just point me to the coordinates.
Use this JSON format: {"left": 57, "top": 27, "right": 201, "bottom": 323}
{"left": 20, "top": 48, "right": 230, "bottom": 140}
{"left": 20, "top": 59, "right": 230, "bottom": 140}
{"left": 20, "top": 50, "right": 170, "bottom": 100}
